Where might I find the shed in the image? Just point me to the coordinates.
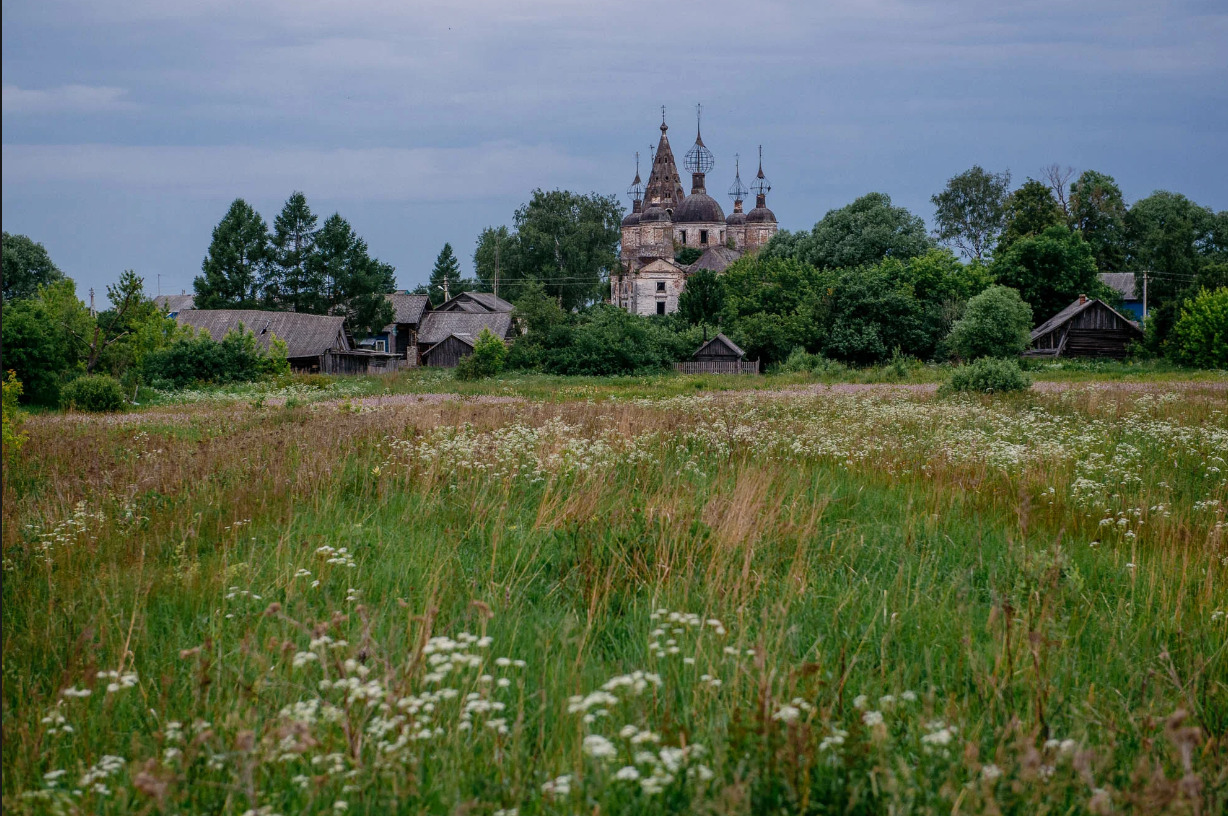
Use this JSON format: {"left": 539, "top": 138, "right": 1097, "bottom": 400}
{"left": 421, "top": 334, "right": 477, "bottom": 368}
{"left": 1026, "top": 296, "right": 1143, "bottom": 359}
{"left": 694, "top": 333, "right": 745, "bottom": 362}
{"left": 177, "top": 309, "right": 350, "bottom": 371}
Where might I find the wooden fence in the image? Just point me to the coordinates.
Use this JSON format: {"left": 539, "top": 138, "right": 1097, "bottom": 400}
{"left": 673, "top": 360, "right": 761, "bottom": 375}
{"left": 321, "top": 350, "right": 404, "bottom": 375}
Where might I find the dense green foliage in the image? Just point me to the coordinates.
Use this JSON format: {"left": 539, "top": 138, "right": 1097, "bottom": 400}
{"left": 473, "top": 190, "right": 623, "bottom": 309}
{"left": 997, "top": 179, "right": 1066, "bottom": 253}
{"left": 930, "top": 166, "right": 1011, "bottom": 260}
{"left": 1, "top": 372, "right": 26, "bottom": 461}
{"left": 676, "top": 268, "right": 725, "bottom": 329}
{"left": 946, "top": 285, "right": 1034, "bottom": 360}
{"left": 537, "top": 306, "right": 697, "bottom": 376}
{"left": 1069, "top": 170, "right": 1127, "bottom": 272}
{"left": 991, "top": 226, "right": 1108, "bottom": 324}
{"left": 764, "top": 192, "right": 932, "bottom": 269}
{"left": 194, "top": 199, "right": 271, "bottom": 309}
{"left": 2, "top": 232, "right": 64, "bottom": 302}
{"left": 310, "top": 214, "right": 396, "bottom": 336}
{"left": 455, "top": 328, "right": 509, "bottom": 381}
{"left": 674, "top": 247, "right": 703, "bottom": 266}
{"left": 1166, "top": 287, "right": 1228, "bottom": 368}
{"left": 267, "top": 191, "right": 321, "bottom": 313}
{"left": 142, "top": 326, "right": 291, "bottom": 388}
{"left": 59, "top": 373, "right": 126, "bottom": 412}
{"left": 940, "top": 357, "right": 1032, "bottom": 395}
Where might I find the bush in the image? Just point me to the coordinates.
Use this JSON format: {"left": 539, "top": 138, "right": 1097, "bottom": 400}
{"left": 771, "top": 347, "right": 848, "bottom": 376}
{"left": 939, "top": 358, "right": 1031, "bottom": 396}
{"left": 946, "top": 285, "right": 1033, "bottom": 361}
{"left": 455, "top": 328, "right": 508, "bottom": 381}
{"left": 2, "top": 371, "right": 27, "bottom": 459}
{"left": 60, "top": 373, "right": 127, "bottom": 412}
{"left": 1166, "top": 287, "right": 1228, "bottom": 368}
{"left": 541, "top": 306, "right": 697, "bottom": 376}
{"left": 143, "top": 326, "right": 289, "bottom": 388}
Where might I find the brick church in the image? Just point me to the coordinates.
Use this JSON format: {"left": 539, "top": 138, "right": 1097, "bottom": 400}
{"left": 611, "top": 109, "right": 778, "bottom": 316}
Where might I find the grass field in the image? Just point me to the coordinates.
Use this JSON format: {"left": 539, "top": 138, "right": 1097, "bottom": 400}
{"left": 3, "top": 373, "right": 1226, "bottom": 814}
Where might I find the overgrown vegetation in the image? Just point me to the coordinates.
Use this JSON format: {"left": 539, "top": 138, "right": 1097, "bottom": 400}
{"left": 59, "top": 373, "right": 127, "bottom": 412}
{"left": 142, "top": 326, "right": 291, "bottom": 388}
{"left": 3, "top": 381, "right": 1225, "bottom": 813}
{"left": 939, "top": 357, "right": 1032, "bottom": 395}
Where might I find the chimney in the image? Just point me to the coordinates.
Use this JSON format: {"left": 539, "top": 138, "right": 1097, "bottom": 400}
{"left": 1078, "top": 294, "right": 1087, "bottom": 304}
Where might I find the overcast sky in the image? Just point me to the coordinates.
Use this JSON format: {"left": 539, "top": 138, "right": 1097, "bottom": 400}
{"left": 4, "top": 0, "right": 1226, "bottom": 302}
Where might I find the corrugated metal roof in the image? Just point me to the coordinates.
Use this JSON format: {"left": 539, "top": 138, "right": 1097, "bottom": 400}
{"left": 1098, "top": 272, "right": 1137, "bottom": 300}
{"left": 418, "top": 311, "right": 513, "bottom": 345}
{"left": 177, "top": 309, "right": 350, "bottom": 358}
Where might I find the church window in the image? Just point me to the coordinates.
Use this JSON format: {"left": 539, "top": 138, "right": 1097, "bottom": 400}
{"left": 656, "top": 302, "right": 666, "bottom": 315}
{"left": 656, "top": 281, "right": 666, "bottom": 292}
{"left": 700, "top": 229, "right": 709, "bottom": 245}
{"left": 680, "top": 230, "right": 687, "bottom": 245}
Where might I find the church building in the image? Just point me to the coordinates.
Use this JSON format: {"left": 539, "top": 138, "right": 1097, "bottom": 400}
{"left": 611, "top": 109, "right": 778, "bottom": 315}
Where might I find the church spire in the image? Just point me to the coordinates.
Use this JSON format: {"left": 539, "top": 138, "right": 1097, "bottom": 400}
{"left": 683, "top": 103, "right": 714, "bottom": 195}
{"left": 752, "top": 144, "right": 772, "bottom": 209}
{"left": 626, "top": 152, "right": 644, "bottom": 214}
{"left": 728, "top": 153, "right": 748, "bottom": 214}
{"left": 643, "top": 108, "right": 685, "bottom": 210}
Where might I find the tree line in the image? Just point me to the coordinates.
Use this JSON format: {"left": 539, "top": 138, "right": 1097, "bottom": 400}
{"left": 194, "top": 193, "right": 396, "bottom": 334}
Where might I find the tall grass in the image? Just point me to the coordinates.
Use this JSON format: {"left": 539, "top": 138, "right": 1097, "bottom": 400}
{"left": 3, "top": 383, "right": 1225, "bottom": 814}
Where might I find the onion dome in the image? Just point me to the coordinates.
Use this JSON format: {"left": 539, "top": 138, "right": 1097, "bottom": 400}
{"left": 621, "top": 207, "right": 642, "bottom": 228}
{"left": 746, "top": 146, "right": 776, "bottom": 223}
{"left": 639, "top": 204, "right": 671, "bottom": 223}
{"left": 746, "top": 203, "right": 777, "bottom": 224}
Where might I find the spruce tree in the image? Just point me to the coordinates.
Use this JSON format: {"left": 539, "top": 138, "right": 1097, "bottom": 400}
{"left": 268, "top": 191, "right": 320, "bottom": 311}
{"left": 309, "top": 214, "right": 395, "bottom": 335}
{"left": 428, "top": 243, "right": 462, "bottom": 303}
{"left": 193, "top": 199, "right": 270, "bottom": 309}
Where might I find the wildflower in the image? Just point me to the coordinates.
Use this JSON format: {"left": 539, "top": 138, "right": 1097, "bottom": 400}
{"left": 852, "top": 694, "right": 868, "bottom": 709}
{"left": 982, "top": 764, "right": 1002, "bottom": 781}
{"left": 773, "top": 705, "right": 801, "bottom": 723}
{"left": 541, "top": 774, "right": 571, "bottom": 798}
{"left": 60, "top": 687, "right": 91, "bottom": 698}
{"left": 333, "top": 802, "right": 348, "bottom": 812}
{"left": 614, "top": 765, "right": 640, "bottom": 781}
{"left": 901, "top": 690, "right": 917, "bottom": 702}
{"left": 583, "top": 735, "right": 617, "bottom": 760}
{"left": 862, "top": 710, "right": 884, "bottom": 727}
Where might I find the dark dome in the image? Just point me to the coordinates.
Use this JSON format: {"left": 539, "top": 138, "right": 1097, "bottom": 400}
{"left": 621, "top": 211, "right": 641, "bottom": 227}
{"left": 674, "top": 192, "right": 725, "bottom": 223}
{"left": 726, "top": 211, "right": 747, "bottom": 226}
{"left": 746, "top": 205, "right": 777, "bottom": 224}
{"left": 639, "top": 204, "right": 671, "bottom": 223}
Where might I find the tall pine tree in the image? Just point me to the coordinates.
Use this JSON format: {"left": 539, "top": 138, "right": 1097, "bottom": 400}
{"left": 193, "top": 199, "right": 270, "bottom": 309}
{"left": 427, "top": 243, "right": 463, "bottom": 303}
{"left": 310, "top": 214, "right": 395, "bottom": 335}
{"left": 268, "top": 191, "right": 320, "bottom": 311}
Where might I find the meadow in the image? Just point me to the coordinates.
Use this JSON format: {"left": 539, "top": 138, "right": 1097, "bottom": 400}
{"left": 2, "top": 371, "right": 1226, "bottom": 814}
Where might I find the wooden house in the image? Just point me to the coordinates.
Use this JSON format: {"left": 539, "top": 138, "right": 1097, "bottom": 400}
{"left": 417, "top": 311, "right": 515, "bottom": 368}
{"left": 362, "top": 293, "right": 432, "bottom": 360}
{"left": 435, "top": 292, "right": 514, "bottom": 314}
{"left": 153, "top": 293, "right": 195, "bottom": 318}
{"left": 177, "top": 309, "right": 352, "bottom": 371}
{"left": 1026, "top": 295, "right": 1143, "bottom": 359}
{"left": 673, "top": 333, "right": 759, "bottom": 374}
{"left": 1098, "top": 272, "right": 1144, "bottom": 320}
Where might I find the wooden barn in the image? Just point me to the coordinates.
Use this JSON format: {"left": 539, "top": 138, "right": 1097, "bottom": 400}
{"left": 1025, "top": 295, "right": 1143, "bottom": 359}
{"left": 177, "top": 309, "right": 352, "bottom": 371}
{"left": 417, "top": 311, "right": 514, "bottom": 368}
{"left": 673, "top": 333, "right": 760, "bottom": 374}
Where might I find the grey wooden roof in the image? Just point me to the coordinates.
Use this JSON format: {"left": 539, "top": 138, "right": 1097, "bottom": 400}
{"left": 1098, "top": 272, "right": 1137, "bottom": 300}
{"left": 154, "top": 294, "right": 195, "bottom": 314}
{"left": 417, "top": 311, "right": 514, "bottom": 345}
{"left": 387, "top": 293, "right": 431, "bottom": 325}
{"left": 1030, "top": 298, "right": 1142, "bottom": 342}
{"left": 177, "top": 309, "right": 350, "bottom": 358}
{"left": 437, "top": 292, "right": 514, "bottom": 313}
{"left": 694, "top": 333, "right": 746, "bottom": 359}
{"left": 686, "top": 246, "right": 742, "bottom": 274}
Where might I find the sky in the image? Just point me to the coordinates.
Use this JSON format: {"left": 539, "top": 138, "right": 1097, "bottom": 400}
{"left": 3, "top": 0, "right": 1227, "bottom": 304}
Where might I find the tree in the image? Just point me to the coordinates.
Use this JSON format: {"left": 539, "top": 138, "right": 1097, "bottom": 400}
{"left": 0, "top": 279, "right": 92, "bottom": 404}
{"left": 719, "top": 256, "right": 828, "bottom": 364}
{"left": 1041, "top": 164, "right": 1076, "bottom": 220}
{"left": 997, "top": 180, "right": 1066, "bottom": 253}
{"left": 309, "top": 214, "right": 395, "bottom": 336}
{"left": 194, "top": 199, "right": 271, "bottom": 309}
{"left": 763, "top": 192, "right": 931, "bottom": 269}
{"left": 1126, "top": 192, "right": 1218, "bottom": 305}
{"left": 991, "top": 226, "right": 1105, "bottom": 323}
{"left": 677, "top": 268, "right": 725, "bottom": 332}
{"left": 428, "top": 243, "right": 464, "bottom": 303}
{"left": 2, "top": 232, "right": 65, "bottom": 302}
{"left": 1166, "top": 287, "right": 1228, "bottom": 368}
{"left": 881, "top": 248, "right": 992, "bottom": 355}
{"left": 455, "top": 327, "right": 508, "bottom": 380}
{"left": 78, "top": 270, "right": 152, "bottom": 374}
{"left": 820, "top": 266, "right": 929, "bottom": 365}
{"left": 946, "top": 285, "right": 1033, "bottom": 360}
{"left": 472, "top": 226, "right": 515, "bottom": 299}
{"left": 268, "top": 191, "right": 320, "bottom": 311}
{"left": 1069, "top": 171, "right": 1127, "bottom": 272}
{"left": 930, "top": 166, "right": 1012, "bottom": 260}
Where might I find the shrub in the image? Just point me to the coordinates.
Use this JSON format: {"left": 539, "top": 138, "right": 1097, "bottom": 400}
{"left": 455, "top": 328, "right": 508, "bottom": 381}
{"left": 1166, "top": 287, "right": 1228, "bottom": 368}
{"left": 143, "top": 325, "right": 288, "bottom": 388}
{"left": 60, "top": 373, "right": 126, "bottom": 412}
{"left": 946, "top": 285, "right": 1033, "bottom": 361}
{"left": 771, "top": 347, "right": 848, "bottom": 376}
{"left": 541, "top": 306, "right": 696, "bottom": 376}
{"left": 939, "top": 358, "right": 1031, "bottom": 396}
{"left": 2, "top": 371, "right": 27, "bottom": 459}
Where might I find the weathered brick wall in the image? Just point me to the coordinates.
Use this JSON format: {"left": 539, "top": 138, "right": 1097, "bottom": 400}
{"left": 629, "top": 268, "right": 685, "bottom": 316}
{"left": 673, "top": 221, "right": 728, "bottom": 250}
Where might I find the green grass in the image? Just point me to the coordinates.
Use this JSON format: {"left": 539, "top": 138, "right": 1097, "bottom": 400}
{"left": 3, "top": 381, "right": 1225, "bottom": 814}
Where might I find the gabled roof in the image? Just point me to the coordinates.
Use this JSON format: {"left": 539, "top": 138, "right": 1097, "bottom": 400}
{"left": 422, "top": 333, "right": 477, "bottom": 357}
{"left": 637, "top": 258, "right": 685, "bottom": 274}
{"left": 177, "top": 309, "right": 350, "bottom": 358}
{"left": 1030, "top": 298, "right": 1143, "bottom": 342}
{"left": 387, "top": 293, "right": 431, "bottom": 325}
{"left": 436, "top": 292, "right": 514, "bottom": 313}
{"left": 1098, "top": 272, "right": 1137, "bottom": 300}
{"left": 694, "top": 333, "right": 746, "bottom": 359}
{"left": 154, "top": 294, "right": 195, "bottom": 314}
{"left": 418, "top": 310, "right": 514, "bottom": 345}
{"left": 686, "top": 246, "right": 742, "bottom": 274}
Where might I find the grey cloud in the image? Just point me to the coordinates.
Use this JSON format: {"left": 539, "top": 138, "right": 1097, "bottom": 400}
{"left": 2, "top": 84, "right": 134, "bottom": 113}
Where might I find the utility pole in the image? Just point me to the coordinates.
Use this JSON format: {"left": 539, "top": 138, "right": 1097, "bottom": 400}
{"left": 88, "top": 288, "right": 96, "bottom": 317}
{"left": 157, "top": 273, "right": 162, "bottom": 298}
{"left": 1142, "top": 270, "right": 1148, "bottom": 322}
{"left": 443, "top": 271, "right": 450, "bottom": 303}
{"left": 494, "top": 237, "right": 500, "bottom": 299}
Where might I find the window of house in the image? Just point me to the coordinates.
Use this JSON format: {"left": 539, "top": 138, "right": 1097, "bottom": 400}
{"left": 700, "top": 229, "right": 708, "bottom": 245}
{"left": 656, "top": 302, "right": 666, "bottom": 315}
{"left": 375, "top": 340, "right": 387, "bottom": 353}
{"left": 656, "top": 281, "right": 666, "bottom": 292}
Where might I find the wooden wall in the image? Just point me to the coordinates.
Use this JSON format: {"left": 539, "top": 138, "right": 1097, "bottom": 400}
{"left": 423, "top": 336, "right": 473, "bottom": 368}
